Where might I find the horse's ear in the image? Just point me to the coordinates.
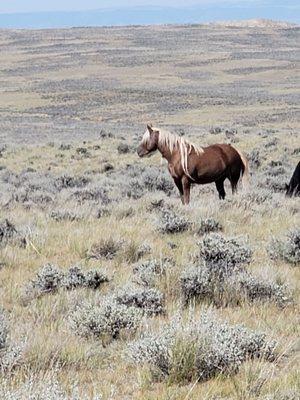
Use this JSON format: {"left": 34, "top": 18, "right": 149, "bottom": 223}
{"left": 147, "top": 124, "right": 153, "bottom": 133}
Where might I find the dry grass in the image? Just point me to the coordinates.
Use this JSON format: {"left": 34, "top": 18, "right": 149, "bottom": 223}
{"left": 0, "top": 22, "right": 299, "bottom": 400}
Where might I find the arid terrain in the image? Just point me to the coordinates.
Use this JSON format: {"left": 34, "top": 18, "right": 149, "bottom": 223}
{"left": 0, "top": 21, "right": 299, "bottom": 399}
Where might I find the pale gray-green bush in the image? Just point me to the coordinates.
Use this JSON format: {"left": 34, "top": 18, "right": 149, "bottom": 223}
{"left": 0, "top": 311, "right": 22, "bottom": 371}
{"left": 96, "top": 206, "right": 111, "bottom": 218}
{"left": 141, "top": 167, "right": 174, "bottom": 196}
{"left": 122, "top": 241, "right": 152, "bottom": 264}
{"left": 268, "top": 228, "right": 300, "bottom": 265}
{"left": 198, "top": 233, "right": 252, "bottom": 269}
{"left": 26, "top": 264, "right": 63, "bottom": 297}
{"left": 25, "top": 264, "right": 109, "bottom": 300}
{"left": 128, "top": 310, "right": 276, "bottom": 383}
{"left": 262, "top": 390, "right": 300, "bottom": 400}
{"left": 228, "top": 272, "right": 292, "bottom": 307}
{"left": 0, "top": 219, "right": 25, "bottom": 247}
{"left": 181, "top": 265, "right": 291, "bottom": 307}
{"left": 117, "top": 142, "right": 130, "bottom": 154}
{"left": 54, "top": 174, "right": 90, "bottom": 190}
{"left": 62, "top": 265, "right": 109, "bottom": 290}
{"left": 157, "top": 207, "right": 191, "bottom": 234}
{"left": 197, "top": 218, "right": 223, "bottom": 235}
{"left": 116, "top": 286, "right": 165, "bottom": 315}
{"left": 0, "top": 377, "right": 101, "bottom": 400}
{"left": 50, "top": 209, "right": 84, "bottom": 222}
{"left": 0, "top": 311, "right": 8, "bottom": 351}
{"left": 87, "top": 238, "right": 123, "bottom": 260}
{"left": 70, "top": 296, "right": 142, "bottom": 340}
{"left": 72, "top": 184, "right": 109, "bottom": 205}
{"left": 123, "top": 178, "right": 145, "bottom": 199}
{"left": 133, "top": 258, "right": 173, "bottom": 287}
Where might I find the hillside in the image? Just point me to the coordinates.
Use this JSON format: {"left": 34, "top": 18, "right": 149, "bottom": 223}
{"left": 210, "top": 18, "right": 297, "bottom": 28}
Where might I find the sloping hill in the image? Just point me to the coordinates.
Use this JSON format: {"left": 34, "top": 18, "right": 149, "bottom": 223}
{"left": 210, "top": 18, "right": 297, "bottom": 28}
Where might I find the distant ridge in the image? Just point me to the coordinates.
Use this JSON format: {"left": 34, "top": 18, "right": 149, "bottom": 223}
{"left": 0, "top": 4, "right": 299, "bottom": 29}
{"left": 208, "top": 18, "right": 297, "bottom": 28}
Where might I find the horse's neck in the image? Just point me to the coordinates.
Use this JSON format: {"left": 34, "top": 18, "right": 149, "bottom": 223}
{"left": 157, "top": 142, "right": 176, "bottom": 163}
{"left": 158, "top": 135, "right": 202, "bottom": 167}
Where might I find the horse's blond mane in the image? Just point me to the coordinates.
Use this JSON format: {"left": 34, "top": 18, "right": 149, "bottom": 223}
{"left": 142, "top": 127, "right": 204, "bottom": 178}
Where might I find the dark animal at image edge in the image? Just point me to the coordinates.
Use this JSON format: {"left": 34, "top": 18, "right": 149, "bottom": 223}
{"left": 137, "top": 124, "right": 250, "bottom": 204}
{"left": 286, "top": 161, "right": 300, "bottom": 197}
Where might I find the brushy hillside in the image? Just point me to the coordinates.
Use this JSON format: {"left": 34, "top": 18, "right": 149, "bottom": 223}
{"left": 0, "top": 23, "right": 299, "bottom": 399}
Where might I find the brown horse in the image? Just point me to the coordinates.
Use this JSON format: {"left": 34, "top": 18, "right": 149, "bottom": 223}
{"left": 137, "top": 124, "right": 249, "bottom": 204}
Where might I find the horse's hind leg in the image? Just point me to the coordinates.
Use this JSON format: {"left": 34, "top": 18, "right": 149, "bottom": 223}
{"left": 229, "top": 169, "right": 241, "bottom": 195}
{"left": 215, "top": 179, "right": 226, "bottom": 200}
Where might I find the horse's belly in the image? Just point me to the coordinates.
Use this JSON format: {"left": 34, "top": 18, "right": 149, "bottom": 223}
{"left": 189, "top": 151, "right": 230, "bottom": 183}
{"left": 193, "top": 169, "right": 226, "bottom": 184}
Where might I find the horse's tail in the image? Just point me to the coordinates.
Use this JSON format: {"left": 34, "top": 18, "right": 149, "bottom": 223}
{"left": 236, "top": 148, "right": 250, "bottom": 189}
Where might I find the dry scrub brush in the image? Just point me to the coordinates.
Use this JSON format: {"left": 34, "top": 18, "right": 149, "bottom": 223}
{"left": 127, "top": 309, "right": 276, "bottom": 384}
{"left": 181, "top": 233, "right": 292, "bottom": 307}
{"left": 268, "top": 228, "right": 300, "bottom": 266}
{"left": 24, "top": 264, "right": 109, "bottom": 301}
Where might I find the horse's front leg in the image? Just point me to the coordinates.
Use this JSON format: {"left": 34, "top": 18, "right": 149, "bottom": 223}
{"left": 173, "top": 178, "right": 184, "bottom": 204}
{"left": 182, "top": 175, "right": 191, "bottom": 205}
{"left": 169, "top": 163, "right": 184, "bottom": 204}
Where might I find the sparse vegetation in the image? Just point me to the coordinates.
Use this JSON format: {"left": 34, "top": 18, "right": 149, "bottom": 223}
{"left": 116, "top": 286, "right": 165, "bottom": 315}
{"left": 181, "top": 265, "right": 292, "bottom": 307}
{"left": 117, "top": 142, "right": 130, "bottom": 154}
{"left": 198, "top": 233, "right": 253, "bottom": 269}
{"left": 0, "top": 377, "right": 101, "bottom": 400}
{"left": 50, "top": 208, "right": 84, "bottom": 222}
{"left": 0, "top": 311, "right": 22, "bottom": 371}
{"left": 70, "top": 296, "right": 143, "bottom": 340}
{"left": 181, "top": 233, "right": 292, "bottom": 307}
{"left": 268, "top": 228, "right": 300, "bottom": 265}
{"left": 0, "top": 219, "right": 25, "bottom": 247}
{"left": 228, "top": 271, "right": 292, "bottom": 307}
{"left": 0, "top": 22, "right": 298, "bottom": 399}
{"left": 25, "top": 263, "right": 63, "bottom": 297}
{"left": 87, "top": 238, "right": 123, "bottom": 260}
{"left": 24, "top": 264, "right": 109, "bottom": 300}
{"left": 128, "top": 310, "right": 276, "bottom": 383}
{"left": 133, "top": 258, "right": 173, "bottom": 287}
{"left": 197, "top": 217, "right": 223, "bottom": 235}
{"left": 157, "top": 207, "right": 191, "bottom": 234}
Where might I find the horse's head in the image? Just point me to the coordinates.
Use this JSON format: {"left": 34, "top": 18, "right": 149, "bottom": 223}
{"left": 137, "top": 124, "right": 159, "bottom": 157}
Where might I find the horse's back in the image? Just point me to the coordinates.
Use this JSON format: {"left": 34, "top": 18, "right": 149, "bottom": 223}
{"left": 203, "top": 143, "right": 241, "bottom": 163}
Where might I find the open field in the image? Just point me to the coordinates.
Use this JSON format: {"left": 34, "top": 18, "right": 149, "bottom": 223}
{"left": 0, "top": 23, "right": 299, "bottom": 399}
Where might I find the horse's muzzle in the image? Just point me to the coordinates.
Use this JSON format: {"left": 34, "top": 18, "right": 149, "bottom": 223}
{"left": 137, "top": 145, "right": 149, "bottom": 157}
{"left": 137, "top": 146, "right": 144, "bottom": 157}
